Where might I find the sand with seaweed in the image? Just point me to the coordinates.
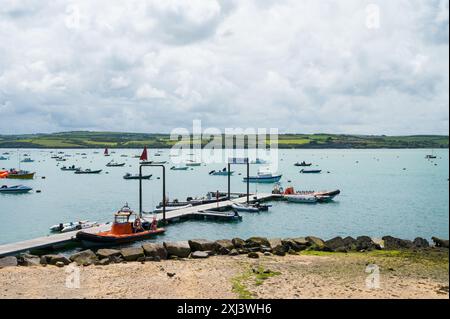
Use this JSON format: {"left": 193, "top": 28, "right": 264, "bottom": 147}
{"left": 0, "top": 248, "right": 448, "bottom": 299}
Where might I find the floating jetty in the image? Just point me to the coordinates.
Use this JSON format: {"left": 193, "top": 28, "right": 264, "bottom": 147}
{"left": 0, "top": 192, "right": 278, "bottom": 257}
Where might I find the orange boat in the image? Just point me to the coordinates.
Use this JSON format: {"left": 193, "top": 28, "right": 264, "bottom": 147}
{"left": 76, "top": 205, "right": 165, "bottom": 247}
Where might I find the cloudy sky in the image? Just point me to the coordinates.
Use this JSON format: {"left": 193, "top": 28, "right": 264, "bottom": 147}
{"left": 0, "top": 0, "right": 448, "bottom": 135}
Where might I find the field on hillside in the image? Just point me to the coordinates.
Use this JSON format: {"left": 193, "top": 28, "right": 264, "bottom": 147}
{"left": 0, "top": 132, "right": 447, "bottom": 149}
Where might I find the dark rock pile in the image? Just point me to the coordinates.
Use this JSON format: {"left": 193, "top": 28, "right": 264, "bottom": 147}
{"left": 0, "top": 235, "right": 448, "bottom": 269}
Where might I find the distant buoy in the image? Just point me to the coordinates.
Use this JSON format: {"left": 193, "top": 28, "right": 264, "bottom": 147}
{"left": 41, "top": 176, "right": 46, "bottom": 179}
{"left": 36, "top": 190, "right": 41, "bottom": 193}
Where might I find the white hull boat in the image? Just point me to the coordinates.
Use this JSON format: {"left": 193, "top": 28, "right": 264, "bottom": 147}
{"left": 231, "top": 203, "right": 260, "bottom": 213}
{"left": 284, "top": 194, "right": 318, "bottom": 203}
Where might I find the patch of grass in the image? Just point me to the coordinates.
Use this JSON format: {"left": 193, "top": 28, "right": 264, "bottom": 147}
{"left": 231, "top": 271, "right": 253, "bottom": 299}
{"left": 231, "top": 266, "right": 282, "bottom": 298}
{"left": 299, "top": 250, "right": 341, "bottom": 256}
{"left": 252, "top": 266, "right": 281, "bottom": 286}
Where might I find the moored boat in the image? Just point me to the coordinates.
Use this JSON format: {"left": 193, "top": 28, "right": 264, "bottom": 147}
{"left": 282, "top": 186, "right": 340, "bottom": 203}
{"left": 170, "top": 165, "right": 189, "bottom": 171}
{"left": 0, "top": 185, "right": 33, "bottom": 194}
{"left": 76, "top": 205, "right": 165, "bottom": 247}
{"left": 192, "top": 210, "right": 243, "bottom": 221}
{"left": 74, "top": 169, "right": 102, "bottom": 174}
{"left": 106, "top": 161, "right": 126, "bottom": 167}
{"left": 123, "top": 173, "right": 152, "bottom": 180}
{"left": 231, "top": 203, "right": 260, "bottom": 213}
{"left": 209, "top": 168, "right": 234, "bottom": 176}
{"left": 0, "top": 156, "right": 8, "bottom": 160}
{"left": 50, "top": 220, "right": 97, "bottom": 232}
{"left": 185, "top": 161, "right": 201, "bottom": 167}
{"left": 21, "top": 158, "right": 34, "bottom": 163}
{"left": 243, "top": 168, "right": 282, "bottom": 183}
{"left": 294, "top": 161, "right": 312, "bottom": 167}
{"left": 250, "top": 158, "right": 268, "bottom": 164}
{"left": 60, "top": 165, "right": 80, "bottom": 171}
{"left": 284, "top": 194, "right": 318, "bottom": 203}
{"left": 5, "top": 170, "right": 35, "bottom": 179}
{"left": 300, "top": 169, "right": 322, "bottom": 174}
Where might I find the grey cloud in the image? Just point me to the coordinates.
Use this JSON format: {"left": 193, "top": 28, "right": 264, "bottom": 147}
{"left": 0, "top": 0, "right": 448, "bottom": 135}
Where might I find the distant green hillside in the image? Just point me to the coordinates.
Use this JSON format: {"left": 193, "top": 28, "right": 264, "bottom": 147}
{"left": 0, "top": 132, "right": 448, "bottom": 149}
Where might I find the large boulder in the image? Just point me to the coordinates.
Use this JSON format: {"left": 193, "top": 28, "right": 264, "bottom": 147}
{"left": 164, "top": 241, "right": 191, "bottom": 258}
{"left": 281, "top": 238, "right": 306, "bottom": 252}
{"left": 188, "top": 239, "right": 216, "bottom": 252}
{"left": 120, "top": 247, "right": 144, "bottom": 261}
{"left": 70, "top": 249, "right": 98, "bottom": 266}
{"left": 245, "top": 237, "right": 270, "bottom": 248}
{"left": 356, "top": 236, "right": 381, "bottom": 251}
{"left": 292, "top": 237, "right": 310, "bottom": 247}
{"left": 343, "top": 236, "right": 357, "bottom": 250}
{"left": 382, "top": 236, "right": 413, "bottom": 250}
{"left": 413, "top": 237, "right": 430, "bottom": 248}
{"left": 142, "top": 243, "right": 168, "bottom": 260}
{"left": 96, "top": 249, "right": 122, "bottom": 260}
{"left": 95, "top": 258, "right": 111, "bottom": 266}
{"left": 232, "top": 238, "right": 246, "bottom": 249}
{"left": 306, "top": 236, "right": 326, "bottom": 251}
{"left": 269, "top": 238, "right": 286, "bottom": 256}
{"left": 432, "top": 237, "right": 449, "bottom": 248}
{"left": 41, "top": 254, "right": 71, "bottom": 266}
{"left": 215, "top": 239, "right": 234, "bottom": 254}
{"left": 18, "top": 254, "right": 40, "bottom": 266}
{"left": 191, "top": 251, "right": 209, "bottom": 259}
{"left": 0, "top": 256, "right": 17, "bottom": 268}
{"left": 324, "top": 237, "right": 347, "bottom": 252}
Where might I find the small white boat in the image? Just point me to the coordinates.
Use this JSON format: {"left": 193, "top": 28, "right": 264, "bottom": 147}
{"left": 231, "top": 203, "right": 260, "bottom": 213}
{"left": 49, "top": 220, "right": 90, "bottom": 232}
{"left": 284, "top": 194, "right": 318, "bottom": 203}
{"left": 61, "top": 221, "right": 98, "bottom": 233}
{"left": 243, "top": 168, "right": 282, "bottom": 183}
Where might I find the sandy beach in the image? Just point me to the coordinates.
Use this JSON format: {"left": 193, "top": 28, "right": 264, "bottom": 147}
{"left": 1, "top": 249, "right": 448, "bottom": 299}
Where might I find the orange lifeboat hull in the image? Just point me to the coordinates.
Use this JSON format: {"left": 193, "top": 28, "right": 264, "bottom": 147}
{"left": 76, "top": 227, "right": 165, "bottom": 247}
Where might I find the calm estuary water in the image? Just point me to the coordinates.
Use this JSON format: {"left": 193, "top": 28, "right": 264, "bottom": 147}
{"left": 0, "top": 148, "right": 448, "bottom": 246}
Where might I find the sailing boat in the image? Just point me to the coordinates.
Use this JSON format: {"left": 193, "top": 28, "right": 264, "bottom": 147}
{"left": 104, "top": 148, "right": 110, "bottom": 157}
{"left": 425, "top": 149, "right": 437, "bottom": 159}
{"left": 140, "top": 146, "right": 166, "bottom": 165}
{"left": 139, "top": 146, "right": 150, "bottom": 164}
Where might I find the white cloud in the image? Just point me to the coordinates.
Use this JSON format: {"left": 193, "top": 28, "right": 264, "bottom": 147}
{"left": 135, "top": 84, "right": 167, "bottom": 99}
{"left": 0, "top": 0, "right": 448, "bottom": 134}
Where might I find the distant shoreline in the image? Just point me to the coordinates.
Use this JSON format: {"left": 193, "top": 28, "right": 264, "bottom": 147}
{"left": 0, "top": 146, "right": 449, "bottom": 150}
{"left": 0, "top": 132, "right": 448, "bottom": 149}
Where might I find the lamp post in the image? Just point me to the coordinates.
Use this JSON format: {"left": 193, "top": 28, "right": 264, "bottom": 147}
{"left": 139, "top": 164, "right": 166, "bottom": 223}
